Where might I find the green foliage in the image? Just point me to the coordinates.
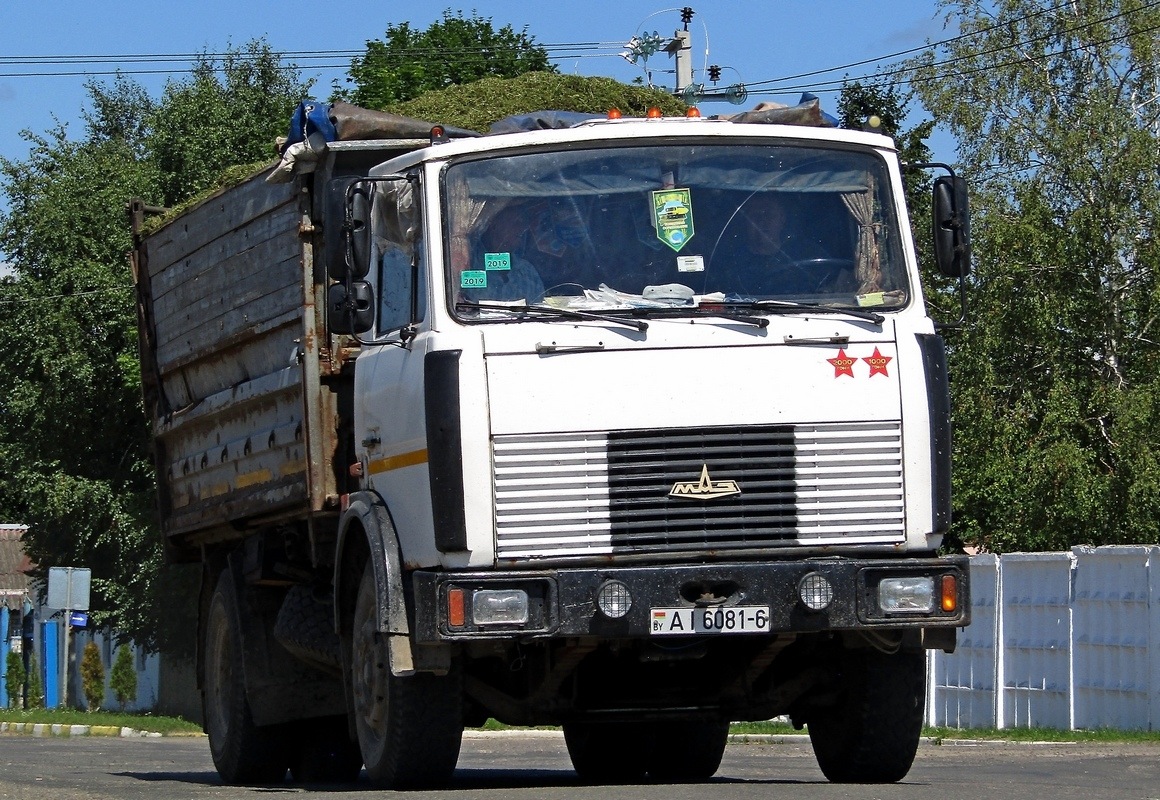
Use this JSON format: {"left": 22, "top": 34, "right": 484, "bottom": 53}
{"left": 109, "top": 645, "right": 137, "bottom": 708}
{"left": 80, "top": 641, "right": 105, "bottom": 711}
{"left": 147, "top": 41, "right": 308, "bottom": 205}
{"left": 0, "top": 40, "right": 309, "bottom": 650}
{"left": 26, "top": 654, "right": 43, "bottom": 709}
{"left": 389, "top": 71, "right": 686, "bottom": 133}
{"left": 337, "top": 9, "right": 555, "bottom": 109}
{"left": 5, "top": 651, "right": 24, "bottom": 708}
{"left": 907, "top": 0, "right": 1160, "bottom": 551}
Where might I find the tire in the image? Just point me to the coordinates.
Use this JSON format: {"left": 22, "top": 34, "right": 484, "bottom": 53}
{"left": 562, "top": 721, "right": 650, "bottom": 784}
{"left": 646, "top": 720, "right": 729, "bottom": 782}
{"left": 203, "top": 569, "right": 290, "bottom": 784}
{"left": 807, "top": 648, "right": 926, "bottom": 784}
{"left": 273, "top": 584, "right": 342, "bottom": 674}
{"left": 349, "top": 561, "right": 463, "bottom": 788}
{"left": 288, "top": 715, "right": 363, "bottom": 784}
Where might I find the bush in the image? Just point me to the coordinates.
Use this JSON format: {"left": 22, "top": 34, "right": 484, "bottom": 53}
{"left": 109, "top": 645, "right": 137, "bottom": 709}
{"left": 4, "top": 651, "right": 24, "bottom": 708}
{"left": 26, "top": 653, "right": 43, "bottom": 709}
{"left": 80, "top": 641, "right": 105, "bottom": 711}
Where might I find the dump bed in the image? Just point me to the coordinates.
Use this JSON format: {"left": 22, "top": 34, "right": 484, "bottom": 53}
{"left": 131, "top": 142, "right": 421, "bottom": 556}
{"left": 131, "top": 167, "right": 331, "bottom": 553}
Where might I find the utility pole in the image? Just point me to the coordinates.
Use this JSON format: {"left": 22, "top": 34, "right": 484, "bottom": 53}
{"left": 663, "top": 7, "right": 748, "bottom": 106}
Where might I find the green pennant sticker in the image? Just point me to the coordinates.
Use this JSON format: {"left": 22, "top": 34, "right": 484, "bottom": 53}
{"left": 652, "top": 188, "right": 695, "bottom": 252}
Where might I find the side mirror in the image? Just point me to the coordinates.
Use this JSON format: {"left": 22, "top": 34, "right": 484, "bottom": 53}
{"left": 327, "top": 281, "right": 375, "bottom": 334}
{"left": 933, "top": 175, "right": 971, "bottom": 278}
{"left": 324, "top": 178, "right": 373, "bottom": 280}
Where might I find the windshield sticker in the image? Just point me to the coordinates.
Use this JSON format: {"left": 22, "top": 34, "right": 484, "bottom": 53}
{"left": 652, "top": 188, "right": 695, "bottom": 252}
{"left": 461, "top": 270, "right": 488, "bottom": 289}
{"left": 676, "top": 255, "right": 704, "bottom": 273}
{"left": 484, "top": 252, "right": 511, "bottom": 271}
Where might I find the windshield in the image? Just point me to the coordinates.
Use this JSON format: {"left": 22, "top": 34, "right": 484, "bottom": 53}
{"left": 443, "top": 142, "right": 909, "bottom": 318}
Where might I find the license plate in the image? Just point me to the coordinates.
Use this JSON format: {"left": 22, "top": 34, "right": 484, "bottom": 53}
{"left": 650, "top": 605, "right": 771, "bottom": 636}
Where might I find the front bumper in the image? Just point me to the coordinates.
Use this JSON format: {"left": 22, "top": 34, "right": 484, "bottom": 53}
{"left": 411, "top": 556, "right": 970, "bottom": 642}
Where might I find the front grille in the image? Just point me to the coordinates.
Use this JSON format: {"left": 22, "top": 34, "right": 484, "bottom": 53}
{"left": 492, "top": 422, "right": 905, "bottom": 560}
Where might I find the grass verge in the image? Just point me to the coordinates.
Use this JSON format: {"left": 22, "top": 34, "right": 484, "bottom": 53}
{"left": 0, "top": 709, "right": 202, "bottom": 735}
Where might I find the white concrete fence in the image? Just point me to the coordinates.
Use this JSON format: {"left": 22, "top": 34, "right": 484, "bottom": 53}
{"left": 927, "top": 545, "right": 1160, "bottom": 731}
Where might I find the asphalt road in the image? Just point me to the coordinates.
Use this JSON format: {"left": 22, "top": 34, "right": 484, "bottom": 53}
{"left": 1, "top": 732, "right": 1158, "bottom": 799}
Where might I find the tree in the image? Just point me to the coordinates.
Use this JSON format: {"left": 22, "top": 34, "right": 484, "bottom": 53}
{"left": 906, "top": 0, "right": 1160, "bottom": 551}
{"left": 0, "top": 40, "right": 310, "bottom": 650}
{"left": 80, "top": 640, "right": 105, "bottom": 711}
{"left": 337, "top": 10, "right": 555, "bottom": 109}
{"left": 147, "top": 42, "right": 309, "bottom": 206}
{"left": 26, "top": 653, "right": 43, "bottom": 709}
{"left": 109, "top": 645, "right": 137, "bottom": 709}
{"left": 5, "top": 651, "right": 24, "bottom": 708}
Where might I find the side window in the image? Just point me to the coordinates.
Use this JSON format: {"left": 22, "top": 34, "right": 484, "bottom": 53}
{"left": 378, "top": 243, "right": 426, "bottom": 333}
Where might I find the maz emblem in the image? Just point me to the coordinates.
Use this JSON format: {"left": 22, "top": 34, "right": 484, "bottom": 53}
{"left": 669, "top": 464, "right": 741, "bottom": 500}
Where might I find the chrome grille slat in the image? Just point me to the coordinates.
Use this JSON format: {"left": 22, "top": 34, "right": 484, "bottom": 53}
{"left": 493, "top": 422, "right": 904, "bottom": 560}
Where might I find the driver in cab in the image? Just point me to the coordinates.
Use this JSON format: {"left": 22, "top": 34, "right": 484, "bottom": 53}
{"left": 723, "top": 190, "right": 852, "bottom": 297}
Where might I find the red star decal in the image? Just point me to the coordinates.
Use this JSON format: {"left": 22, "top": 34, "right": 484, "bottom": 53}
{"left": 828, "top": 348, "right": 856, "bottom": 378}
{"left": 863, "top": 347, "right": 892, "bottom": 377}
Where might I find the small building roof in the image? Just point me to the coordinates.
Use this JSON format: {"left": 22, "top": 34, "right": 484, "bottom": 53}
{"left": 0, "top": 525, "right": 32, "bottom": 610}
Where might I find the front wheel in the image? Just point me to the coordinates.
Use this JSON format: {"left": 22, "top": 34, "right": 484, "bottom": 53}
{"left": 807, "top": 648, "right": 926, "bottom": 783}
{"left": 646, "top": 720, "right": 729, "bottom": 782}
{"left": 349, "top": 561, "right": 463, "bottom": 788}
{"left": 562, "top": 721, "right": 650, "bottom": 783}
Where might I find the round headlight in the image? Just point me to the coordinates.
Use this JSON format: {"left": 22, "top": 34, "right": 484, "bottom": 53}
{"left": 798, "top": 572, "right": 833, "bottom": 611}
{"left": 596, "top": 580, "right": 632, "bottom": 618}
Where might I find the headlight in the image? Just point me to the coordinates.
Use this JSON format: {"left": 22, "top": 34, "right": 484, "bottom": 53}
{"left": 878, "top": 577, "right": 935, "bottom": 613}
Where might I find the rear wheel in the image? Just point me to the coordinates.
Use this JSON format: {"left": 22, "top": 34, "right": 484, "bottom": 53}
{"left": 562, "top": 721, "right": 650, "bottom": 783}
{"left": 350, "top": 561, "right": 463, "bottom": 788}
{"left": 203, "top": 570, "right": 290, "bottom": 784}
{"left": 807, "top": 648, "right": 926, "bottom": 783}
{"left": 646, "top": 720, "right": 729, "bottom": 782}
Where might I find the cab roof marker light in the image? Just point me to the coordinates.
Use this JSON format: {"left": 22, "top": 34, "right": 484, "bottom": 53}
{"left": 607, "top": 108, "right": 623, "bottom": 119}
{"left": 686, "top": 107, "right": 702, "bottom": 118}
{"left": 646, "top": 107, "right": 664, "bottom": 119}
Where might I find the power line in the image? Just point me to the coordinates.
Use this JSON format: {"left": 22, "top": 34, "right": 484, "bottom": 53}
{"left": 750, "top": 0, "right": 1160, "bottom": 99}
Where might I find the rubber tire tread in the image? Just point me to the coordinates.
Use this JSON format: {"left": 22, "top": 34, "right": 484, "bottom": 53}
{"left": 351, "top": 562, "right": 463, "bottom": 789}
{"left": 562, "top": 721, "right": 650, "bottom": 784}
{"left": 807, "top": 648, "right": 926, "bottom": 784}
{"left": 273, "top": 584, "right": 341, "bottom": 673}
{"left": 204, "top": 570, "right": 290, "bottom": 785}
{"left": 646, "top": 720, "right": 730, "bottom": 782}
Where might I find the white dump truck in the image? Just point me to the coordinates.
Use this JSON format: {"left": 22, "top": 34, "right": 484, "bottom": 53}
{"left": 131, "top": 99, "right": 971, "bottom": 788}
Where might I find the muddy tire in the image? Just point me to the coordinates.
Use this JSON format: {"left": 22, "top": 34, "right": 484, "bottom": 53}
{"left": 350, "top": 561, "right": 463, "bottom": 788}
{"left": 203, "top": 570, "right": 290, "bottom": 784}
{"left": 807, "top": 648, "right": 926, "bottom": 783}
{"left": 288, "top": 715, "right": 363, "bottom": 784}
{"left": 562, "top": 721, "right": 650, "bottom": 783}
{"left": 646, "top": 720, "right": 729, "bottom": 782}
{"left": 274, "top": 584, "right": 341, "bottom": 674}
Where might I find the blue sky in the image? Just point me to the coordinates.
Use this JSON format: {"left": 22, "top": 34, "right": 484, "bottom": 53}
{"left": 0, "top": 1, "right": 957, "bottom": 162}
{"left": 0, "top": 0, "right": 960, "bottom": 268}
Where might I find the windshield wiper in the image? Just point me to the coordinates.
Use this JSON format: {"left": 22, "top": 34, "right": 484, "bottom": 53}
{"left": 625, "top": 305, "right": 769, "bottom": 328}
{"left": 456, "top": 301, "right": 649, "bottom": 331}
{"left": 719, "top": 299, "right": 884, "bottom": 325}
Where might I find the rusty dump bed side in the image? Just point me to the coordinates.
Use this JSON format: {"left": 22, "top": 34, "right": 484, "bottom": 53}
{"left": 132, "top": 166, "right": 332, "bottom": 551}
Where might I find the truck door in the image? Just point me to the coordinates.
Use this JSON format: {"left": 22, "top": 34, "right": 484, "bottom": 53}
{"left": 354, "top": 182, "right": 438, "bottom": 566}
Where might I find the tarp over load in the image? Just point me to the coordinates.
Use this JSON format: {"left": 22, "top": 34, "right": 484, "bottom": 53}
{"left": 269, "top": 93, "right": 839, "bottom": 182}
